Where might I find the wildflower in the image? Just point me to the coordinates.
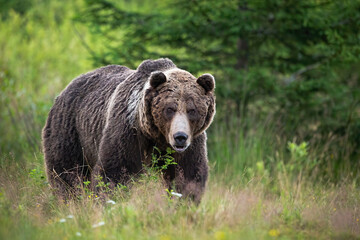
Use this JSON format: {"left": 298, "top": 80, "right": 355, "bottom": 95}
{"left": 59, "top": 218, "right": 66, "bottom": 223}
{"left": 268, "top": 229, "right": 280, "bottom": 237}
{"left": 214, "top": 231, "right": 226, "bottom": 240}
{"left": 67, "top": 215, "right": 74, "bottom": 219}
{"left": 170, "top": 192, "right": 182, "bottom": 198}
{"left": 75, "top": 232, "right": 82, "bottom": 237}
{"left": 106, "top": 200, "right": 116, "bottom": 205}
{"left": 92, "top": 221, "right": 105, "bottom": 228}
{"left": 333, "top": 208, "right": 336, "bottom": 212}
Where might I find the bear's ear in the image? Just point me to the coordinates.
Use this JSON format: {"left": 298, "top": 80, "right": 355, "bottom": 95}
{"left": 149, "top": 71, "right": 167, "bottom": 88}
{"left": 197, "top": 74, "right": 215, "bottom": 93}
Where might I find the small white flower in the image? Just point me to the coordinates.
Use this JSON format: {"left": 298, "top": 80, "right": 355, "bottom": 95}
{"left": 171, "top": 192, "right": 183, "bottom": 198}
{"left": 67, "top": 215, "right": 74, "bottom": 219}
{"left": 106, "top": 200, "right": 116, "bottom": 205}
{"left": 59, "top": 218, "right": 66, "bottom": 223}
{"left": 92, "top": 221, "right": 105, "bottom": 228}
{"left": 75, "top": 232, "right": 82, "bottom": 237}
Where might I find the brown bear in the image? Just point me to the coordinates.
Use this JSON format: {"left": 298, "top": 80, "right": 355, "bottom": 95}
{"left": 42, "top": 58, "right": 215, "bottom": 202}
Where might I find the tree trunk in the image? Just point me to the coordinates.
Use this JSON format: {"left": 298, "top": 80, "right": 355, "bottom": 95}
{"left": 236, "top": 38, "right": 248, "bottom": 70}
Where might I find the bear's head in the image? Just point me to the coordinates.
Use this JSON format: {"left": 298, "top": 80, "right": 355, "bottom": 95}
{"left": 139, "top": 68, "right": 215, "bottom": 153}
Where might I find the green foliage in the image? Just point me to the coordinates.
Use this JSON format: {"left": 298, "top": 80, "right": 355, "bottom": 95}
{"left": 150, "top": 146, "right": 177, "bottom": 172}
{"left": 280, "top": 141, "right": 318, "bottom": 182}
{"left": 0, "top": 0, "right": 33, "bottom": 19}
{"left": 0, "top": 0, "right": 91, "bottom": 162}
{"left": 80, "top": 180, "right": 94, "bottom": 198}
{"left": 95, "top": 175, "right": 111, "bottom": 193}
{"left": 288, "top": 141, "right": 308, "bottom": 160}
{"left": 29, "top": 168, "right": 46, "bottom": 185}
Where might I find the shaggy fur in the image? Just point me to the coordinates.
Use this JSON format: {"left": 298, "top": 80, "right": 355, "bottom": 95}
{"left": 42, "top": 58, "right": 215, "bottom": 202}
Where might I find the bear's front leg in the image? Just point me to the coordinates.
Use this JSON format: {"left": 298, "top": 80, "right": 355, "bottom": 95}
{"left": 174, "top": 133, "right": 209, "bottom": 203}
{"left": 92, "top": 126, "right": 143, "bottom": 193}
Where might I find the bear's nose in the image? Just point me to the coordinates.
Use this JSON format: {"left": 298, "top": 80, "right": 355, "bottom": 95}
{"left": 173, "top": 132, "right": 188, "bottom": 146}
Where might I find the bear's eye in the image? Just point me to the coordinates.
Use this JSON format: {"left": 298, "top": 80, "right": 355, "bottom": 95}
{"left": 187, "top": 109, "right": 196, "bottom": 115}
{"left": 165, "top": 107, "right": 176, "bottom": 115}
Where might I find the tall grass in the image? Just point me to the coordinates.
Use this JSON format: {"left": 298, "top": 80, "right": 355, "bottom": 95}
{"left": 0, "top": 0, "right": 359, "bottom": 239}
{"left": 1, "top": 156, "right": 359, "bottom": 240}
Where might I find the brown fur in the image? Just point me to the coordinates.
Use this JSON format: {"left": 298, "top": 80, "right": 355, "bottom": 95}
{"left": 42, "top": 58, "right": 215, "bottom": 202}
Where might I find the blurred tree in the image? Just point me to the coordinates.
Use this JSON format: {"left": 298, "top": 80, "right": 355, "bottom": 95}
{"left": 77, "top": 0, "right": 360, "bottom": 166}
{"left": 0, "top": 0, "right": 33, "bottom": 19}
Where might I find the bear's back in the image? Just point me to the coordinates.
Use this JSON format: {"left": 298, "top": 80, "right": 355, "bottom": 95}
{"left": 58, "top": 65, "right": 133, "bottom": 103}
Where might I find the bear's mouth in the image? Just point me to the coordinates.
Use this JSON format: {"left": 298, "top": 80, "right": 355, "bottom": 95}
{"left": 172, "top": 144, "right": 188, "bottom": 153}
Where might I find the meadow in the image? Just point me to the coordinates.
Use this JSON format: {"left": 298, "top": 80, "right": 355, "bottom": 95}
{"left": 0, "top": 1, "right": 359, "bottom": 239}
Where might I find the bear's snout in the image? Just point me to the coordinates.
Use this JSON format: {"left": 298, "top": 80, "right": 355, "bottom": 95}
{"left": 168, "top": 113, "right": 191, "bottom": 153}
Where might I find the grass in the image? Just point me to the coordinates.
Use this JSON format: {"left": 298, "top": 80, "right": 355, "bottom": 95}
{"left": 0, "top": 157, "right": 359, "bottom": 240}
{"left": 0, "top": 0, "right": 359, "bottom": 239}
